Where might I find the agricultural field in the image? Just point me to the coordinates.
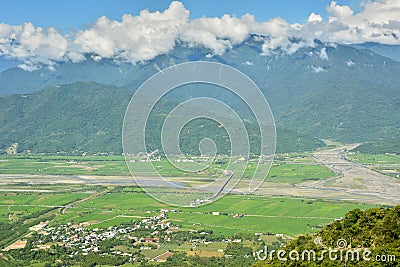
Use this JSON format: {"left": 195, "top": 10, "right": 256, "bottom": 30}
{"left": 0, "top": 155, "right": 129, "bottom": 176}
{"left": 0, "top": 152, "right": 389, "bottom": 266}
{"left": 0, "top": 189, "right": 91, "bottom": 223}
{"left": 0, "top": 154, "right": 226, "bottom": 177}
{"left": 0, "top": 153, "right": 377, "bottom": 240}
{"left": 347, "top": 153, "right": 400, "bottom": 165}
{"left": 0, "top": 184, "right": 376, "bottom": 238}
{"left": 0, "top": 192, "right": 89, "bottom": 206}
{"left": 265, "top": 163, "right": 334, "bottom": 183}
{"left": 0, "top": 154, "right": 335, "bottom": 185}
{"left": 44, "top": 187, "right": 375, "bottom": 236}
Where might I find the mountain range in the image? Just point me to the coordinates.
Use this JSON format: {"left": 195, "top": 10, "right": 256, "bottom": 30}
{"left": 0, "top": 38, "right": 399, "bottom": 155}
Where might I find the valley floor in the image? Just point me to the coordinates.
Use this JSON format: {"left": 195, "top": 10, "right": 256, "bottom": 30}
{"left": 1, "top": 145, "right": 399, "bottom": 206}
{"left": 1, "top": 146, "right": 398, "bottom": 266}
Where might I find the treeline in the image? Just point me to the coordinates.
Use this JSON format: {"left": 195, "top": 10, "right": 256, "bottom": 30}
{"left": 4, "top": 247, "right": 130, "bottom": 267}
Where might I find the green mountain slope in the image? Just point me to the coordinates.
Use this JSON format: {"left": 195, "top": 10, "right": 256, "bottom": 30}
{"left": 0, "top": 82, "right": 323, "bottom": 155}
{"left": 1, "top": 40, "right": 400, "bottom": 153}
{"left": 271, "top": 45, "right": 400, "bottom": 143}
{"left": 0, "top": 82, "right": 130, "bottom": 154}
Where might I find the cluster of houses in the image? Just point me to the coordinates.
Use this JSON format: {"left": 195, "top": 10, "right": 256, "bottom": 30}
{"left": 4, "top": 208, "right": 276, "bottom": 263}
{"left": 26, "top": 209, "right": 178, "bottom": 262}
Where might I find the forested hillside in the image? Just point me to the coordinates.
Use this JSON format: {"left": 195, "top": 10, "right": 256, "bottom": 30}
{"left": 254, "top": 206, "right": 400, "bottom": 267}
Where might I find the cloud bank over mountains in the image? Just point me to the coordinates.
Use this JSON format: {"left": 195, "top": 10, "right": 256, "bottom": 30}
{"left": 1, "top": 0, "right": 399, "bottom": 70}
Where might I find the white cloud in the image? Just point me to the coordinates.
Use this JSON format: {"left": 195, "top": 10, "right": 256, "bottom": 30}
{"left": 319, "top": 47, "right": 329, "bottom": 60}
{"left": 17, "top": 62, "right": 39, "bottom": 72}
{"left": 317, "top": 0, "right": 400, "bottom": 44}
{"left": 345, "top": 59, "right": 355, "bottom": 67}
{"left": 180, "top": 14, "right": 251, "bottom": 54}
{"left": 91, "top": 55, "right": 102, "bottom": 62}
{"left": 0, "top": 22, "right": 80, "bottom": 67}
{"left": 311, "top": 65, "right": 326, "bottom": 73}
{"left": 1, "top": 0, "right": 400, "bottom": 71}
{"left": 74, "top": 1, "right": 189, "bottom": 63}
{"left": 308, "top": 13, "right": 323, "bottom": 23}
{"left": 327, "top": 1, "right": 353, "bottom": 20}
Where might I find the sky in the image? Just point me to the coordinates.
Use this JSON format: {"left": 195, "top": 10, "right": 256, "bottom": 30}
{"left": 0, "top": 0, "right": 399, "bottom": 71}
{"left": 1, "top": 0, "right": 361, "bottom": 31}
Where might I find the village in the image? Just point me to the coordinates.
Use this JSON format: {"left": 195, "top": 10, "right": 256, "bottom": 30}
{"left": 4, "top": 209, "right": 177, "bottom": 262}
{"left": 3, "top": 209, "right": 271, "bottom": 264}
